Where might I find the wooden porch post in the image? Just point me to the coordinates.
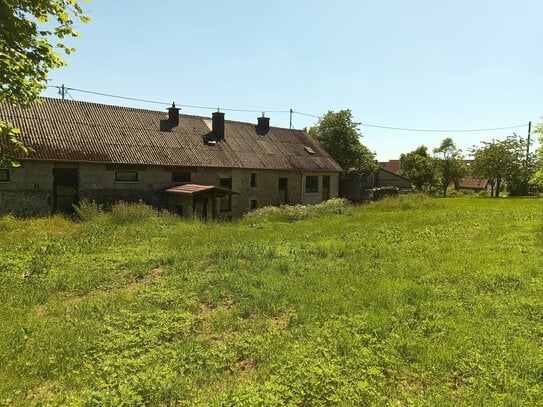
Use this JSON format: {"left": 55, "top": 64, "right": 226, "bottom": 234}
{"left": 211, "top": 191, "right": 217, "bottom": 220}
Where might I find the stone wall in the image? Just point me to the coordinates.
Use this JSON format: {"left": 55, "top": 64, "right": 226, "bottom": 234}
{"left": 0, "top": 160, "right": 340, "bottom": 218}
{"left": 0, "top": 161, "right": 54, "bottom": 216}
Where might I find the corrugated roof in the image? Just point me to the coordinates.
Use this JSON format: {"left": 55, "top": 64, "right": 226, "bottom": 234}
{"left": 165, "top": 184, "right": 239, "bottom": 195}
{"left": 0, "top": 98, "right": 342, "bottom": 172}
{"left": 459, "top": 177, "right": 489, "bottom": 189}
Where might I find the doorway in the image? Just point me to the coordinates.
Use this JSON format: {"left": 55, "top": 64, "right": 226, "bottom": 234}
{"left": 278, "top": 177, "right": 288, "bottom": 204}
{"left": 322, "top": 175, "right": 331, "bottom": 201}
{"left": 53, "top": 168, "right": 79, "bottom": 214}
{"left": 193, "top": 196, "right": 208, "bottom": 220}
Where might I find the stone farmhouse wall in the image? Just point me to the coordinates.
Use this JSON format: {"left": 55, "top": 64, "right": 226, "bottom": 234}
{"left": 0, "top": 160, "right": 339, "bottom": 218}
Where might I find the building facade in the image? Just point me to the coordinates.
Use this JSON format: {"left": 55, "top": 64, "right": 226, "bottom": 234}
{"left": 0, "top": 98, "right": 341, "bottom": 218}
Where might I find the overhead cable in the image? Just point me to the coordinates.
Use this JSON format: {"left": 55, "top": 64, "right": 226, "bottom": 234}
{"left": 48, "top": 85, "right": 529, "bottom": 133}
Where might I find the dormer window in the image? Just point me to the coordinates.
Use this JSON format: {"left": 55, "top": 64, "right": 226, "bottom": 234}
{"left": 304, "top": 146, "right": 315, "bottom": 155}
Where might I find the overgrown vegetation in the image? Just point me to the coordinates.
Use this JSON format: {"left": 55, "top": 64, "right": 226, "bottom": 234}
{"left": 0, "top": 197, "right": 542, "bottom": 405}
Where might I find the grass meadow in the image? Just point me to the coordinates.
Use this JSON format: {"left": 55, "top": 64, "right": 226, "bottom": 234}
{"left": 0, "top": 196, "right": 542, "bottom": 406}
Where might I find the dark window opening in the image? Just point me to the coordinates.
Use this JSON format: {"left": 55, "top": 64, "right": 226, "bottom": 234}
{"left": 174, "top": 205, "right": 183, "bottom": 216}
{"left": 115, "top": 170, "right": 139, "bottom": 182}
{"left": 305, "top": 175, "right": 319, "bottom": 193}
{"left": 278, "top": 177, "right": 288, "bottom": 204}
{"left": 172, "top": 171, "right": 191, "bottom": 183}
{"left": 250, "top": 173, "right": 257, "bottom": 188}
{"left": 250, "top": 199, "right": 257, "bottom": 210}
{"left": 219, "top": 177, "right": 232, "bottom": 211}
{"left": 0, "top": 169, "right": 10, "bottom": 182}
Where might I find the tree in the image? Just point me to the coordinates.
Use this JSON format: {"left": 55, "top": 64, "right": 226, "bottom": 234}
{"left": 532, "top": 118, "right": 543, "bottom": 190}
{"left": 433, "top": 138, "right": 466, "bottom": 197}
{"left": 0, "top": 0, "right": 90, "bottom": 166}
{"left": 309, "top": 110, "right": 377, "bottom": 179}
{"left": 470, "top": 135, "right": 533, "bottom": 197}
{"left": 398, "top": 145, "right": 438, "bottom": 191}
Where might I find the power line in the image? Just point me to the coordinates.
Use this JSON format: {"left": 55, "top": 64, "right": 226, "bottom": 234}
{"left": 49, "top": 86, "right": 289, "bottom": 114}
{"left": 358, "top": 123, "right": 528, "bottom": 133}
{"left": 48, "top": 85, "right": 530, "bottom": 134}
{"left": 291, "top": 110, "right": 527, "bottom": 133}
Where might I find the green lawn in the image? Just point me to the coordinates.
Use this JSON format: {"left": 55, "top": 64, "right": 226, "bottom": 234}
{"left": 0, "top": 196, "right": 542, "bottom": 406}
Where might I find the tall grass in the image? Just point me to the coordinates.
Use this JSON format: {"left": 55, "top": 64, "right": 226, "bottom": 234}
{"left": 0, "top": 196, "right": 541, "bottom": 405}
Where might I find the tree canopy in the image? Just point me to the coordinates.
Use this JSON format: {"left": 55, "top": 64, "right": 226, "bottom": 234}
{"left": 532, "top": 119, "right": 543, "bottom": 189}
{"left": 398, "top": 145, "right": 437, "bottom": 191}
{"left": 470, "top": 135, "right": 533, "bottom": 197}
{"left": 433, "top": 137, "right": 466, "bottom": 197}
{"left": 309, "top": 110, "right": 377, "bottom": 178}
{"left": 0, "top": 0, "right": 90, "bottom": 166}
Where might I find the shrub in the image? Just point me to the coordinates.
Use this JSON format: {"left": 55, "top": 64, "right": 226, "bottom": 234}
{"left": 73, "top": 200, "right": 104, "bottom": 221}
{"left": 109, "top": 201, "right": 158, "bottom": 224}
{"left": 448, "top": 189, "right": 477, "bottom": 197}
{"left": 242, "top": 198, "right": 350, "bottom": 224}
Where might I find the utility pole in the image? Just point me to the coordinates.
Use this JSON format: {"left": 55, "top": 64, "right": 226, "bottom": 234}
{"left": 58, "top": 84, "right": 66, "bottom": 100}
{"left": 289, "top": 108, "right": 293, "bottom": 129}
{"left": 526, "top": 121, "right": 532, "bottom": 163}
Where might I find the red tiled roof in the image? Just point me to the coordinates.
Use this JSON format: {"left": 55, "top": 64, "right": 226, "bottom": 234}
{"left": 165, "top": 184, "right": 239, "bottom": 195}
{"left": 459, "top": 178, "right": 489, "bottom": 190}
{"left": 0, "top": 98, "right": 342, "bottom": 172}
{"left": 379, "top": 160, "right": 401, "bottom": 174}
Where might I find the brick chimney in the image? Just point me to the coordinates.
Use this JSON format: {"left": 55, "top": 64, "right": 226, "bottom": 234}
{"left": 257, "top": 115, "right": 270, "bottom": 135}
{"left": 168, "top": 102, "right": 180, "bottom": 127}
{"left": 212, "top": 111, "right": 225, "bottom": 140}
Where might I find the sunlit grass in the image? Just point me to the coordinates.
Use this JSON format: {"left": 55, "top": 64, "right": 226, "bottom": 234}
{"left": 0, "top": 196, "right": 541, "bottom": 405}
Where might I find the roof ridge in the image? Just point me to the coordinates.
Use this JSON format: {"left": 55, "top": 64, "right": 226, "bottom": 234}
{"left": 37, "top": 97, "right": 306, "bottom": 132}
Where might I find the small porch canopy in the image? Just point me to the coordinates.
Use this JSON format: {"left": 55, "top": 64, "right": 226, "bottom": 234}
{"left": 165, "top": 184, "right": 239, "bottom": 219}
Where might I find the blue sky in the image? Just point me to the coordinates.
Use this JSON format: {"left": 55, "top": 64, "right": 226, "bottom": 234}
{"left": 41, "top": 0, "right": 543, "bottom": 160}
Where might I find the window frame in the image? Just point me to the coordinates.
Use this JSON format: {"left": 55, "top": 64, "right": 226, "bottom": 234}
{"left": 115, "top": 170, "right": 139, "bottom": 183}
{"left": 305, "top": 175, "right": 319, "bottom": 193}
{"left": 0, "top": 169, "right": 10, "bottom": 183}
{"left": 171, "top": 171, "right": 191, "bottom": 183}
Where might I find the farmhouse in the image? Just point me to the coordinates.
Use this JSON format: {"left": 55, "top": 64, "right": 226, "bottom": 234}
{"left": 0, "top": 98, "right": 341, "bottom": 218}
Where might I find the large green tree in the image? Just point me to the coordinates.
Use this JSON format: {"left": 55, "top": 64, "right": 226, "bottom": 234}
{"left": 0, "top": 0, "right": 90, "bottom": 167}
{"left": 470, "top": 135, "right": 533, "bottom": 197}
{"left": 433, "top": 137, "right": 466, "bottom": 197}
{"left": 398, "top": 145, "right": 438, "bottom": 191}
{"left": 532, "top": 119, "right": 543, "bottom": 189}
{"left": 309, "top": 110, "right": 377, "bottom": 179}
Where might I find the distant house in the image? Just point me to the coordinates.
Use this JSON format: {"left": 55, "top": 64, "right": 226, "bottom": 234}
{"left": 0, "top": 98, "right": 342, "bottom": 218}
{"left": 457, "top": 178, "right": 490, "bottom": 191}
{"left": 378, "top": 160, "right": 401, "bottom": 174}
{"left": 380, "top": 159, "right": 491, "bottom": 192}
{"left": 340, "top": 167, "right": 413, "bottom": 202}
{"left": 460, "top": 161, "right": 490, "bottom": 192}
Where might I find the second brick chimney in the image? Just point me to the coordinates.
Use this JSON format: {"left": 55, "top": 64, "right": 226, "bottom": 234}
{"left": 256, "top": 115, "right": 270, "bottom": 135}
{"left": 212, "top": 111, "right": 225, "bottom": 140}
{"left": 168, "top": 102, "right": 180, "bottom": 127}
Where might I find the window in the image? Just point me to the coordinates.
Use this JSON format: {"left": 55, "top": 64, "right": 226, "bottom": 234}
{"left": 172, "top": 171, "right": 191, "bottom": 183}
{"left": 277, "top": 177, "right": 288, "bottom": 204}
{"left": 250, "top": 199, "right": 257, "bottom": 210}
{"left": 219, "top": 177, "right": 232, "bottom": 211}
{"left": 250, "top": 173, "right": 257, "bottom": 188}
{"left": 115, "top": 170, "right": 138, "bottom": 182}
{"left": 305, "top": 175, "right": 319, "bottom": 193}
{"left": 0, "top": 169, "right": 10, "bottom": 182}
